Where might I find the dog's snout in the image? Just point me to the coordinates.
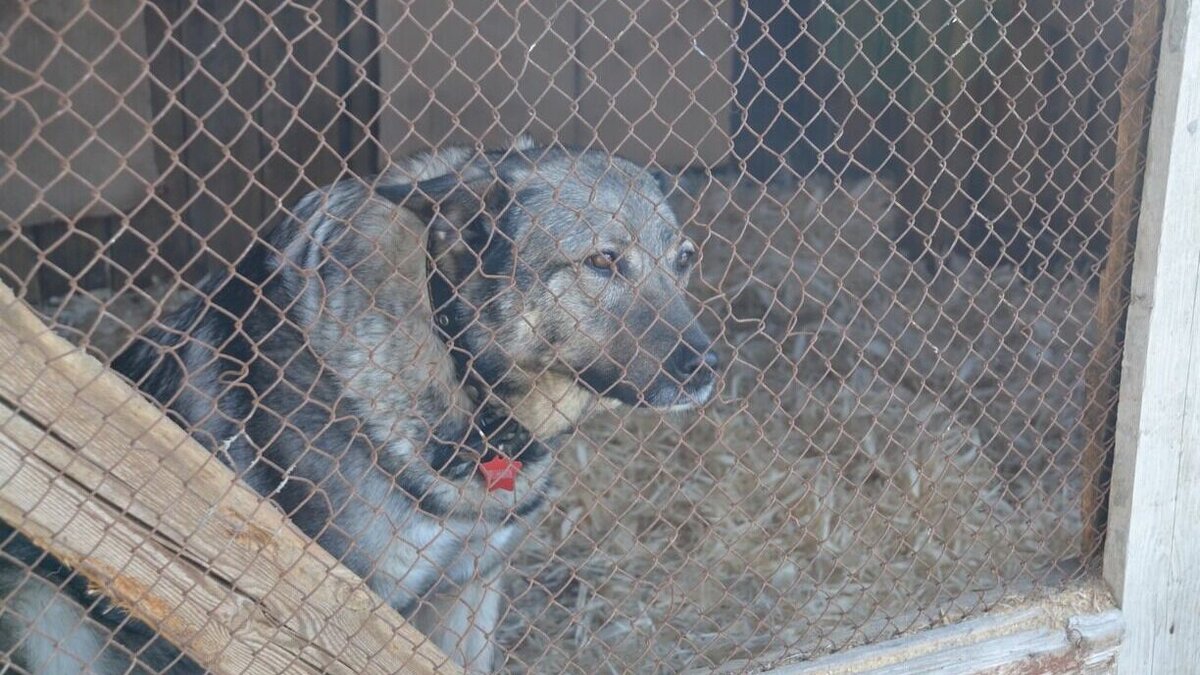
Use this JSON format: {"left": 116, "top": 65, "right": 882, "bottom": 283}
{"left": 671, "top": 341, "right": 719, "bottom": 380}
{"left": 678, "top": 350, "right": 702, "bottom": 377}
{"left": 678, "top": 348, "right": 719, "bottom": 375}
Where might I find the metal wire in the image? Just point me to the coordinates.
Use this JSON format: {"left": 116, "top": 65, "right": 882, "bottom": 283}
{"left": 0, "top": 0, "right": 1161, "bottom": 672}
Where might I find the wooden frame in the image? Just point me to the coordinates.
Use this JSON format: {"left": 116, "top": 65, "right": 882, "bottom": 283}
{"left": 779, "top": 595, "right": 1122, "bottom": 674}
{"left": 0, "top": 284, "right": 458, "bottom": 675}
{"left": 1081, "top": 0, "right": 1164, "bottom": 558}
{"left": 1101, "top": 0, "right": 1200, "bottom": 669}
{"left": 0, "top": 0, "right": 1193, "bottom": 671}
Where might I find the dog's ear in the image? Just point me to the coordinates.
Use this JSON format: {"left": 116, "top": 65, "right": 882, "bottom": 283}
{"left": 649, "top": 168, "right": 675, "bottom": 199}
{"left": 377, "top": 174, "right": 512, "bottom": 260}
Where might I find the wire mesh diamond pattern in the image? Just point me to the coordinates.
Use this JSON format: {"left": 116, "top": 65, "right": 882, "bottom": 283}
{"left": 0, "top": 0, "right": 1161, "bottom": 673}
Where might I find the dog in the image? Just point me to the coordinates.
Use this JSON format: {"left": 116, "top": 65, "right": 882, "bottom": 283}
{"left": 0, "top": 139, "right": 718, "bottom": 673}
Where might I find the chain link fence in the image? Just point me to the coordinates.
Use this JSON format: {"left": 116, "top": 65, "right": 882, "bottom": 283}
{"left": 0, "top": 0, "right": 1163, "bottom": 672}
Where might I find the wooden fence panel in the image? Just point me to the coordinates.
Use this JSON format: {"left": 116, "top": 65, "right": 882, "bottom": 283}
{"left": 0, "top": 283, "right": 456, "bottom": 675}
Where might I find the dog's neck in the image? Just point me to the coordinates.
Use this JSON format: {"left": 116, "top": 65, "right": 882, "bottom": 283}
{"left": 425, "top": 256, "right": 551, "bottom": 479}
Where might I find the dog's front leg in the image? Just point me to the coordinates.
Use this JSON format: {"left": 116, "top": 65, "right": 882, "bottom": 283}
{"left": 428, "top": 568, "right": 503, "bottom": 673}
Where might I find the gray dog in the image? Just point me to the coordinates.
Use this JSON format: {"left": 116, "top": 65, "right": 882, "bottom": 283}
{"left": 0, "top": 139, "right": 718, "bottom": 673}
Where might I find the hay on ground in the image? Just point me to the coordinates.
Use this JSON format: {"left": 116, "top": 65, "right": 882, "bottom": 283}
{"left": 498, "top": 175, "right": 1091, "bottom": 673}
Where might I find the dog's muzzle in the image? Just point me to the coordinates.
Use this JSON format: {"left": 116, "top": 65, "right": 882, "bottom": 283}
{"left": 648, "top": 342, "right": 720, "bottom": 410}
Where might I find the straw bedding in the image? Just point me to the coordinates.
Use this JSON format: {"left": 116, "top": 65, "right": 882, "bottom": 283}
{"left": 498, "top": 175, "right": 1092, "bottom": 673}
{"left": 40, "top": 175, "right": 1093, "bottom": 674}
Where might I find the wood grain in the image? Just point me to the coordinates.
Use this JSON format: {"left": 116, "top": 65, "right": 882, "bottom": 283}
{"left": 1080, "top": 0, "right": 1163, "bottom": 560}
{"left": 0, "top": 0, "right": 160, "bottom": 223}
{"left": 1102, "top": 0, "right": 1200, "bottom": 670}
{"left": 0, "top": 283, "right": 457, "bottom": 675}
{"left": 377, "top": 0, "right": 734, "bottom": 167}
{"left": 573, "top": 0, "right": 734, "bottom": 167}
{"left": 772, "top": 606, "right": 1122, "bottom": 675}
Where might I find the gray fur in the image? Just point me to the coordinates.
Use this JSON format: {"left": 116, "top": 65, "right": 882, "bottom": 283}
{"left": 0, "top": 141, "right": 716, "bottom": 673}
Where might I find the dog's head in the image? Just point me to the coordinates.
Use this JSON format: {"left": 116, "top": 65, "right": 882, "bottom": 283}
{"left": 378, "top": 145, "right": 718, "bottom": 433}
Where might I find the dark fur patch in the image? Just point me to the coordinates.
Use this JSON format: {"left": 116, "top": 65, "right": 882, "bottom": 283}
{"left": 580, "top": 362, "right": 643, "bottom": 407}
{"left": 0, "top": 525, "right": 201, "bottom": 673}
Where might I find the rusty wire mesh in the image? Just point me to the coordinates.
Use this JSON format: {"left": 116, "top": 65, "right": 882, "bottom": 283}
{"left": 0, "top": 0, "right": 1163, "bottom": 673}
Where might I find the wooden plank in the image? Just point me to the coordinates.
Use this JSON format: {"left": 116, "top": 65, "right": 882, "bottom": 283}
{"left": 688, "top": 573, "right": 1105, "bottom": 674}
{"left": 573, "top": 0, "right": 735, "bottom": 167}
{"left": 771, "top": 607, "right": 1122, "bottom": 675}
{"left": 377, "top": 0, "right": 734, "bottom": 167}
{"left": 0, "top": 283, "right": 457, "bottom": 675}
{"left": 775, "top": 607, "right": 1050, "bottom": 674}
{"left": 1101, "top": 0, "right": 1200, "bottom": 671}
{"left": 378, "top": 0, "right": 582, "bottom": 159}
{"left": 110, "top": 0, "right": 200, "bottom": 290}
{"left": 337, "top": 0, "right": 382, "bottom": 176}
{"left": 0, "top": 0, "right": 160, "bottom": 224}
{"left": 1080, "top": 0, "right": 1163, "bottom": 560}
{"left": 0, "top": 412, "right": 325, "bottom": 673}
{"left": 1069, "top": 612, "right": 1128, "bottom": 673}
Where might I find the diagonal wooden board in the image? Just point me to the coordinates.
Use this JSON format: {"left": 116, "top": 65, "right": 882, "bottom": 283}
{"left": 0, "top": 283, "right": 459, "bottom": 675}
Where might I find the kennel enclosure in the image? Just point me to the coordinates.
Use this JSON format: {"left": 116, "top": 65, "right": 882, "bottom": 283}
{"left": 1, "top": 0, "right": 1199, "bottom": 672}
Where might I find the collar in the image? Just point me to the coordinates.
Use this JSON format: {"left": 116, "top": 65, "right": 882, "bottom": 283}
{"left": 426, "top": 255, "right": 541, "bottom": 491}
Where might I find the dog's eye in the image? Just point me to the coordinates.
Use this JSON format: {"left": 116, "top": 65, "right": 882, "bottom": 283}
{"left": 586, "top": 250, "right": 619, "bottom": 272}
{"left": 676, "top": 244, "right": 697, "bottom": 271}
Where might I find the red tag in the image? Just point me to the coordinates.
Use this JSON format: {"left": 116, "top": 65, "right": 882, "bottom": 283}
{"left": 479, "top": 456, "right": 522, "bottom": 492}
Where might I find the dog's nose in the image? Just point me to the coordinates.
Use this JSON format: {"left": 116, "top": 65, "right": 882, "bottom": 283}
{"left": 675, "top": 344, "right": 720, "bottom": 378}
{"left": 680, "top": 349, "right": 719, "bottom": 375}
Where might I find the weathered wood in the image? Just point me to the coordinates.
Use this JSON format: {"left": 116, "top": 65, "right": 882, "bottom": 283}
{"left": 1068, "top": 612, "right": 1127, "bottom": 673}
{"left": 377, "top": 0, "right": 734, "bottom": 167}
{"left": 772, "top": 607, "right": 1122, "bottom": 675}
{"left": 1103, "top": 0, "right": 1200, "bottom": 671}
{"left": 0, "top": 283, "right": 457, "bottom": 675}
{"left": 572, "top": 0, "right": 735, "bottom": 167}
{"left": 0, "top": 0, "right": 161, "bottom": 224}
{"left": 687, "top": 575, "right": 1105, "bottom": 674}
{"left": 378, "top": 0, "right": 583, "bottom": 158}
{"left": 1080, "top": 0, "right": 1164, "bottom": 560}
{"left": 337, "top": 0, "right": 383, "bottom": 176}
{"left": 0, "top": 411, "right": 320, "bottom": 673}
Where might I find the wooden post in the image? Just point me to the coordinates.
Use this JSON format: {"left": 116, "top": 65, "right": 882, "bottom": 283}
{"left": 1080, "top": 0, "right": 1164, "bottom": 560}
{"left": 0, "top": 284, "right": 458, "bottom": 675}
{"left": 1102, "top": 0, "right": 1200, "bottom": 670}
